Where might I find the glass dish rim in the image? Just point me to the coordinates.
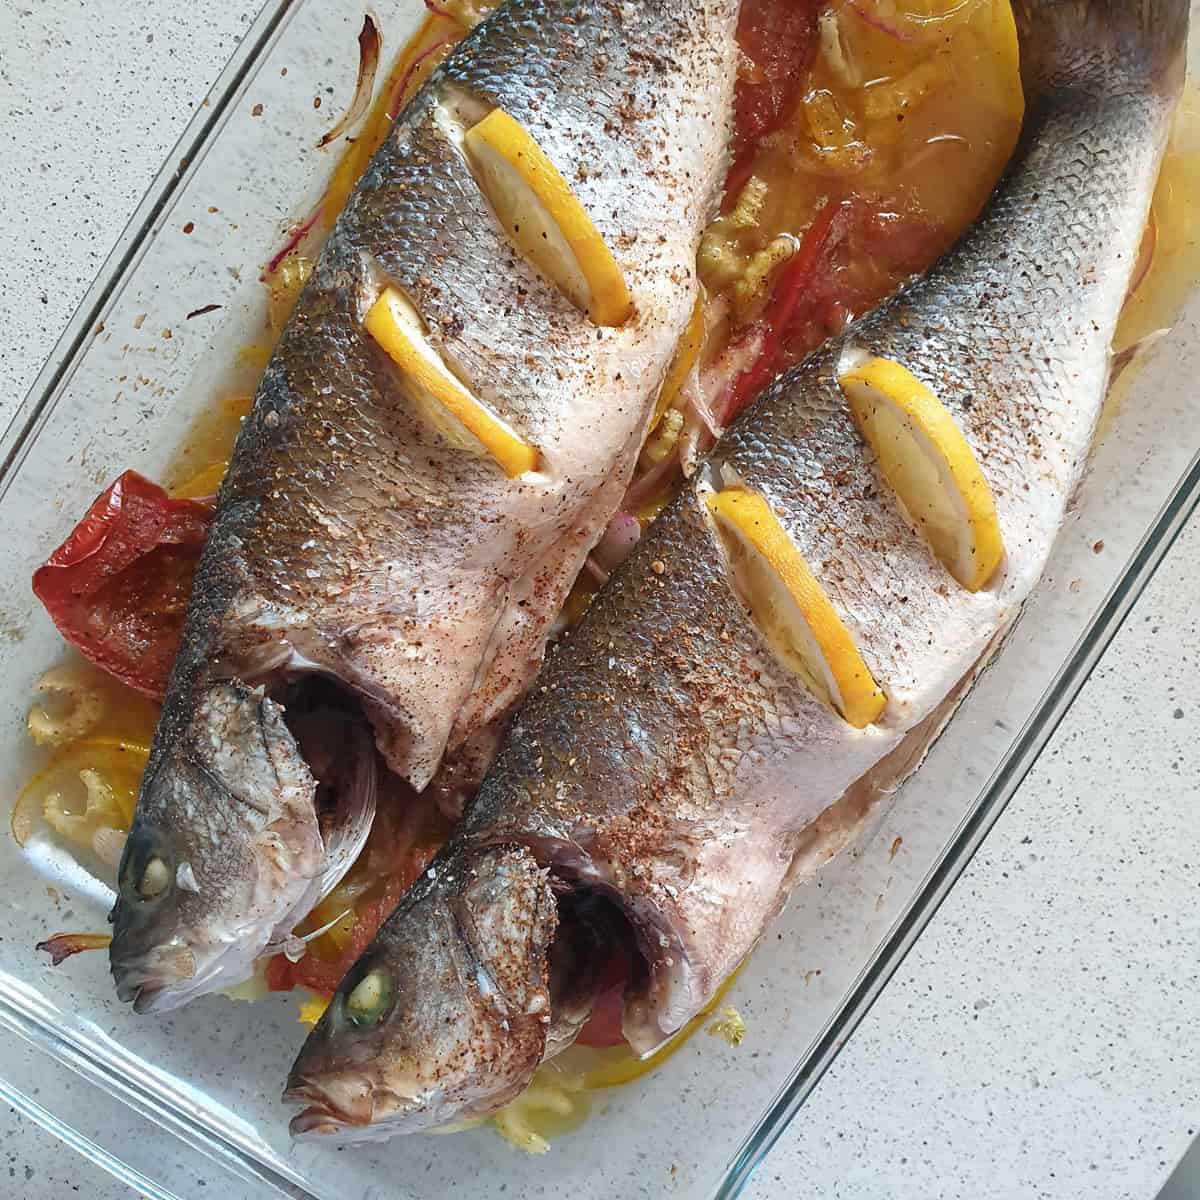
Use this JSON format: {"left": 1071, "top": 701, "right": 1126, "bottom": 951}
{"left": 1, "top": 3, "right": 1197, "bottom": 1198}
{"left": 0, "top": 0, "right": 302, "bottom": 500}
{"left": 715, "top": 450, "right": 1200, "bottom": 1199}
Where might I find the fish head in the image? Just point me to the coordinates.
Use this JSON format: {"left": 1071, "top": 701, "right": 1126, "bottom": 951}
{"left": 109, "top": 680, "right": 325, "bottom": 1012}
{"left": 285, "top": 843, "right": 557, "bottom": 1139}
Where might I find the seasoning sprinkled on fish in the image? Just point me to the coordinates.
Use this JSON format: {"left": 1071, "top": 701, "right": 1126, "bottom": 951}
{"left": 109, "top": 0, "right": 742, "bottom": 1012}
{"left": 286, "top": 0, "right": 1189, "bottom": 1139}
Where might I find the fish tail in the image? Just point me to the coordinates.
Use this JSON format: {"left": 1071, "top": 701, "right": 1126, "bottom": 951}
{"left": 1012, "top": 0, "right": 1189, "bottom": 98}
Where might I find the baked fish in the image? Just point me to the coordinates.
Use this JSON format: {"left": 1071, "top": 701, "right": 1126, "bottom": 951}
{"left": 109, "top": 0, "right": 741, "bottom": 1011}
{"left": 285, "top": 0, "right": 1188, "bottom": 1137}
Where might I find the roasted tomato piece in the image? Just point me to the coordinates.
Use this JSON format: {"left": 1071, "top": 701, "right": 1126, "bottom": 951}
{"left": 575, "top": 951, "right": 629, "bottom": 1049}
{"left": 32, "top": 471, "right": 213, "bottom": 700}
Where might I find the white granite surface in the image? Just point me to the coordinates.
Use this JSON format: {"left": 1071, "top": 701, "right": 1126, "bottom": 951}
{"left": 745, "top": 517, "right": 1200, "bottom": 1200}
{"left": 0, "top": 1, "right": 1196, "bottom": 1197}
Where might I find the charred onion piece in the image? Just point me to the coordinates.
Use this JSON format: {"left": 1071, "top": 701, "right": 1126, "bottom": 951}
{"left": 37, "top": 932, "right": 112, "bottom": 967}
{"left": 185, "top": 303, "right": 223, "bottom": 320}
{"left": 317, "top": 16, "right": 382, "bottom": 149}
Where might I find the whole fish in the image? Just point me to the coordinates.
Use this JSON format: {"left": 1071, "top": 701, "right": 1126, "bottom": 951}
{"left": 108, "top": 0, "right": 741, "bottom": 1011}
{"left": 286, "top": 0, "right": 1189, "bottom": 1137}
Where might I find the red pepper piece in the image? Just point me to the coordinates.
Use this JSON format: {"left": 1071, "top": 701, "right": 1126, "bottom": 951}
{"left": 722, "top": 198, "right": 855, "bottom": 424}
{"left": 732, "top": 0, "right": 821, "bottom": 158}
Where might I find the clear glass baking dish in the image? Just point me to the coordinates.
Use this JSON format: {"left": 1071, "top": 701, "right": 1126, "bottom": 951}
{"left": 1, "top": 2, "right": 1197, "bottom": 1197}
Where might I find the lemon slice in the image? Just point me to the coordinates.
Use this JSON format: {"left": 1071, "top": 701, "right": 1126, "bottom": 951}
{"left": 652, "top": 293, "right": 706, "bottom": 430}
{"left": 838, "top": 356, "right": 1003, "bottom": 592}
{"left": 365, "top": 287, "right": 538, "bottom": 478}
{"left": 706, "top": 487, "right": 885, "bottom": 729}
{"left": 463, "top": 108, "right": 633, "bottom": 327}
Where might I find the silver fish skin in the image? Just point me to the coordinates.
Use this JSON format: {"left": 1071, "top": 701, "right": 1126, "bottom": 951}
{"left": 109, "top": 0, "right": 741, "bottom": 1012}
{"left": 285, "top": 0, "right": 1188, "bottom": 1138}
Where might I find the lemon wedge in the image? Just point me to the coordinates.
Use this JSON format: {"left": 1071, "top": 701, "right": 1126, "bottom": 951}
{"left": 463, "top": 108, "right": 633, "bottom": 327}
{"left": 706, "top": 487, "right": 886, "bottom": 729}
{"left": 652, "top": 293, "right": 706, "bottom": 430}
{"left": 365, "top": 287, "right": 538, "bottom": 478}
{"left": 838, "top": 356, "right": 1003, "bottom": 592}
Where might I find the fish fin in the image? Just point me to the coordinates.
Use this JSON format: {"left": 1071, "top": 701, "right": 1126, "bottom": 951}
{"left": 1012, "top": 0, "right": 1188, "bottom": 96}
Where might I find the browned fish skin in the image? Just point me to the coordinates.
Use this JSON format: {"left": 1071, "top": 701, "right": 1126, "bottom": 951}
{"left": 287, "top": 845, "right": 556, "bottom": 1138}
{"left": 286, "top": 0, "right": 1188, "bottom": 1139}
{"left": 110, "top": 0, "right": 741, "bottom": 1012}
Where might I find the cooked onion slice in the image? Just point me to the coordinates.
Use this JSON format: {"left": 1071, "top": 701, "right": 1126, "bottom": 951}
{"left": 317, "top": 16, "right": 382, "bottom": 149}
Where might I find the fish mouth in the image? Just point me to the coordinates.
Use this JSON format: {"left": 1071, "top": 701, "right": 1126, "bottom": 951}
{"left": 111, "top": 946, "right": 200, "bottom": 1013}
{"left": 288, "top": 1105, "right": 349, "bottom": 1140}
{"left": 284, "top": 1073, "right": 391, "bottom": 1140}
{"left": 112, "top": 926, "right": 270, "bottom": 1014}
{"left": 285, "top": 1084, "right": 364, "bottom": 1137}
{"left": 112, "top": 925, "right": 280, "bottom": 1013}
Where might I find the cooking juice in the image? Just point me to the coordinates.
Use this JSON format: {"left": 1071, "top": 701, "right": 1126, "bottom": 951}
{"left": 15, "top": 0, "right": 1192, "bottom": 1151}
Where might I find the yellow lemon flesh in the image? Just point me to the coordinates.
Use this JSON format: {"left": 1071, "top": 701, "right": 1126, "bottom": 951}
{"left": 297, "top": 996, "right": 329, "bottom": 1027}
{"left": 838, "top": 356, "right": 1004, "bottom": 592}
{"left": 463, "top": 108, "right": 633, "bottom": 327}
{"left": 652, "top": 293, "right": 706, "bottom": 430}
{"left": 365, "top": 286, "right": 538, "bottom": 478}
{"left": 706, "top": 487, "right": 886, "bottom": 729}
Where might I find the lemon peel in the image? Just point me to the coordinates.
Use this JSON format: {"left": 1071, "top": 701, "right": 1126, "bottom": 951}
{"left": 839, "top": 355, "right": 1004, "bottom": 591}
{"left": 706, "top": 487, "right": 886, "bottom": 728}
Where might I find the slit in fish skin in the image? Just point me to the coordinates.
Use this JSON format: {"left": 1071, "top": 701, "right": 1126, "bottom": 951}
{"left": 282, "top": 0, "right": 1190, "bottom": 1137}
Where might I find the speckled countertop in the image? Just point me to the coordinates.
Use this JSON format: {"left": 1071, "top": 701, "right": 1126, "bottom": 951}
{"left": 1, "top": 1, "right": 1197, "bottom": 1197}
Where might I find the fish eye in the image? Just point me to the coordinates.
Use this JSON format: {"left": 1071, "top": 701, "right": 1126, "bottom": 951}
{"left": 118, "top": 829, "right": 174, "bottom": 904}
{"left": 344, "top": 965, "right": 392, "bottom": 1026}
{"left": 137, "top": 856, "right": 172, "bottom": 900}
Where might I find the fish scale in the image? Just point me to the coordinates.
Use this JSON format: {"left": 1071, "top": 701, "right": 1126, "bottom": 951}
{"left": 286, "top": 0, "right": 1188, "bottom": 1141}
{"left": 108, "top": 0, "right": 741, "bottom": 1013}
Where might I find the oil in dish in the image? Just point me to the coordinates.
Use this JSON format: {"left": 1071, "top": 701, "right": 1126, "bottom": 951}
{"left": 12, "top": 0, "right": 1193, "bottom": 1156}
{"left": 284, "top": 0, "right": 1189, "bottom": 1140}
